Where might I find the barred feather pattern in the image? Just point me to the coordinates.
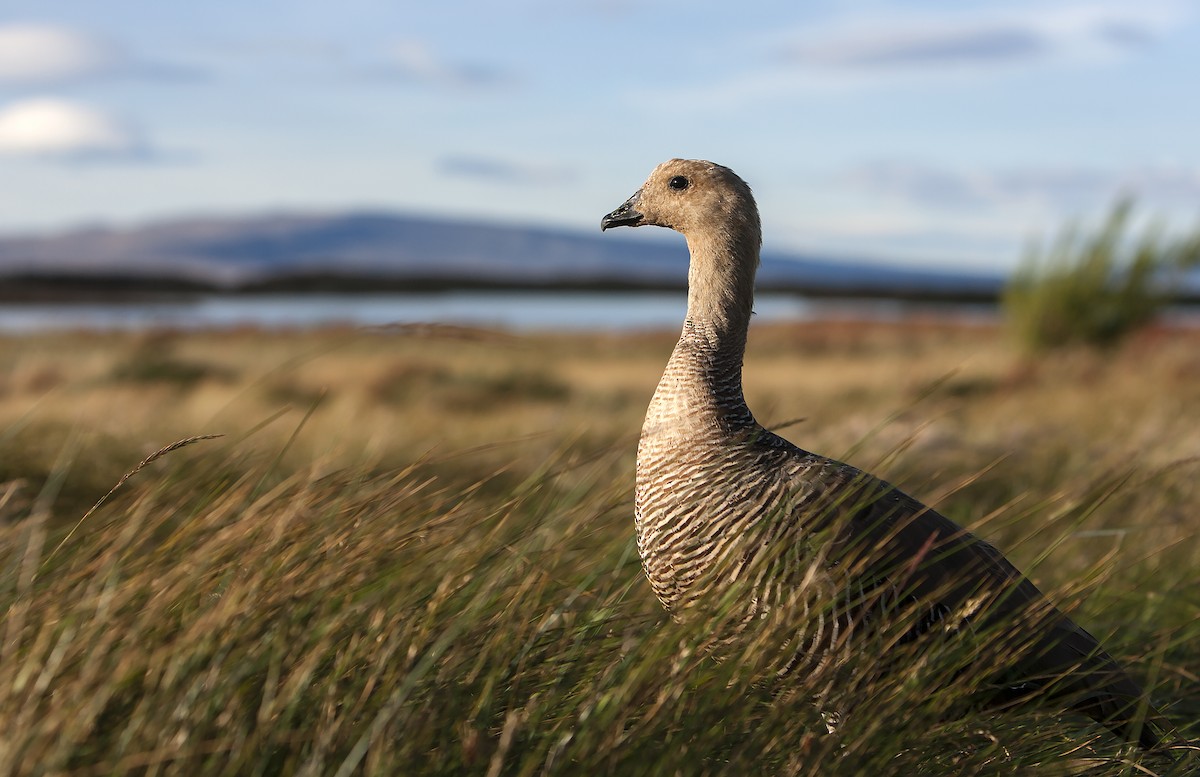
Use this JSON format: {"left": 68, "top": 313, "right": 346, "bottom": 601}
{"left": 615, "top": 158, "right": 1170, "bottom": 749}
{"left": 636, "top": 323, "right": 858, "bottom": 663}
{"left": 635, "top": 308, "right": 1172, "bottom": 747}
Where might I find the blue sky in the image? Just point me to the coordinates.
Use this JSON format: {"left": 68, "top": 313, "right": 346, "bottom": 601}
{"left": 0, "top": 0, "right": 1197, "bottom": 270}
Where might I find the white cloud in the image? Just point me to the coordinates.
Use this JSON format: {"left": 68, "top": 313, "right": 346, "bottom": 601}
{"left": 438, "top": 154, "right": 575, "bottom": 185}
{"left": 786, "top": 22, "right": 1046, "bottom": 70}
{"left": 637, "top": 1, "right": 1189, "bottom": 109}
{"left": 788, "top": 154, "right": 1200, "bottom": 266}
{"left": 782, "top": 2, "right": 1185, "bottom": 72}
{"left": 0, "top": 98, "right": 143, "bottom": 159}
{"left": 0, "top": 23, "right": 200, "bottom": 85}
{"left": 837, "top": 160, "right": 1200, "bottom": 209}
{"left": 365, "top": 40, "right": 512, "bottom": 89}
{"left": 0, "top": 24, "right": 122, "bottom": 84}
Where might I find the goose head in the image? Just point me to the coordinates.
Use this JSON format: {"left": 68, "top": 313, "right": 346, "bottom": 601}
{"left": 600, "top": 159, "right": 761, "bottom": 246}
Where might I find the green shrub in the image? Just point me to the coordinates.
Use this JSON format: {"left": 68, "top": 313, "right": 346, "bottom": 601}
{"left": 1004, "top": 200, "right": 1200, "bottom": 351}
{"left": 110, "top": 334, "right": 238, "bottom": 388}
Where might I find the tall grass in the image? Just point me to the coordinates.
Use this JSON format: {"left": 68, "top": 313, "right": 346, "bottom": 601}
{"left": 1, "top": 324, "right": 1198, "bottom": 775}
{"left": 1004, "top": 200, "right": 1200, "bottom": 351}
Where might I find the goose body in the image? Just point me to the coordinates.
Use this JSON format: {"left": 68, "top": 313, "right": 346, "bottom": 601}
{"left": 601, "top": 158, "right": 1169, "bottom": 749}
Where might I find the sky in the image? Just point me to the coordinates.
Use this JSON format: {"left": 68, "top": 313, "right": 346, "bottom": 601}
{"left": 0, "top": 0, "right": 1198, "bottom": 271}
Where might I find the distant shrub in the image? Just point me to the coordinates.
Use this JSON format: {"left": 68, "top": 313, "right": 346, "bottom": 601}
{"left": 370, "top": 359, "right": 571, "bottom": 411}
{"left": 1003, "top": 200, "right": 1200, "bottom": 351}
{"left": 111, "top": 334, "right": 237, "bottom": 388}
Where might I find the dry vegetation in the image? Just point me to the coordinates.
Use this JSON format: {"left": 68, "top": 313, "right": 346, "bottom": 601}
{"left": 1, "top": 319, "right": 1198, "bottom": 775}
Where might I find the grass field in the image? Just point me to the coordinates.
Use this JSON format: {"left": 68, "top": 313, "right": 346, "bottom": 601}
{"left": 1, "top": 319, "right": 1198, "bottom": 775}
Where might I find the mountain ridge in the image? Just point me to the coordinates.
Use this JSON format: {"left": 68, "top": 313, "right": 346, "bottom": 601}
{"left": 0, "top": 210, "right": 1003, "bottom": 298}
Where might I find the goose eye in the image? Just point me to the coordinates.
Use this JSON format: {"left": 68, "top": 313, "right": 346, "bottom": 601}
{"left": 668, "top": 175, "right": 689, "bottom": 191}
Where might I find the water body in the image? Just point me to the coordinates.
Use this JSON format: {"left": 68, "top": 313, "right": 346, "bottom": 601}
{"left": 0, "top": 291, "right": 998, "bottom": 333}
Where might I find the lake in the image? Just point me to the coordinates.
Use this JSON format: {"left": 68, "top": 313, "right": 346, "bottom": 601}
{"left": 0, "top": 291, "right": 999, "bottom": 333}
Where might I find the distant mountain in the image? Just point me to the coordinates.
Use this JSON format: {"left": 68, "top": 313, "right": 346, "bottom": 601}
{"left": 0, "top": 211, "right": 1005, "bottom": 299}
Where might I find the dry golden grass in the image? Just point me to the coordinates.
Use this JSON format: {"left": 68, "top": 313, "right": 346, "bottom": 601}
{"left": 1, "top": 319, "right": 1198, "bottom": 775}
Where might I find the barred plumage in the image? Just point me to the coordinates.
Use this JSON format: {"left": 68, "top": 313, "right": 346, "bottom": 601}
{"left": 601, "top": 158, "right": 1173, "bottom": 750}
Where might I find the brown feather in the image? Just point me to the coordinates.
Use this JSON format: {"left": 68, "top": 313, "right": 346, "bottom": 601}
{"left": 603, "top": 158, "right": 1173, "bottom": 750}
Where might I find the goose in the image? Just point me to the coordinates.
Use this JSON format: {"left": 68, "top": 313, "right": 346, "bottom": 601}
{"left": 600, "top": 158, "right": 1171, "bottom": 750}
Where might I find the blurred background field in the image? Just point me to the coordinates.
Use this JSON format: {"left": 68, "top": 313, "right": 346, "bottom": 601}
{"left": 3, "top": 319, "right": 1200, "bottom": 482}
{"left": 2, "top": 321, "right": 1199, "bottom": 774}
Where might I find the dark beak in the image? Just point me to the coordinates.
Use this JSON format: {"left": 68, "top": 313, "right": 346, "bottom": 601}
{"left": 601, "top": 191, "right": 644, "bottom": 231}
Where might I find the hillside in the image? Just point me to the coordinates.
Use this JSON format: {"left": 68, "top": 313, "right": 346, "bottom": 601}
{"left": 0, "top": 212, "right": 1003, "bottom": 300}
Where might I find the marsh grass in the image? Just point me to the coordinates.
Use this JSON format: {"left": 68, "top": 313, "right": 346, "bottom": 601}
{"left": 0, "top": 321, "right": 1198, "bottom": 775}
{"left": 1004, "top": 200, "right": 1200, "bottom": 352}
{"left": 110, "top": 333, "right": 240, "bottom": 388}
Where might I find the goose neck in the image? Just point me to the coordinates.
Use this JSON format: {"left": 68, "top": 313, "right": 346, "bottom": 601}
{"left": 682, "top": 229, "right": 759, "bottom": 352}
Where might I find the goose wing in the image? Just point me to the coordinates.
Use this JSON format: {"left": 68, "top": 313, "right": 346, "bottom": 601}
{"left": 804, "top": 460, "right": 1167, "bottom": 748}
